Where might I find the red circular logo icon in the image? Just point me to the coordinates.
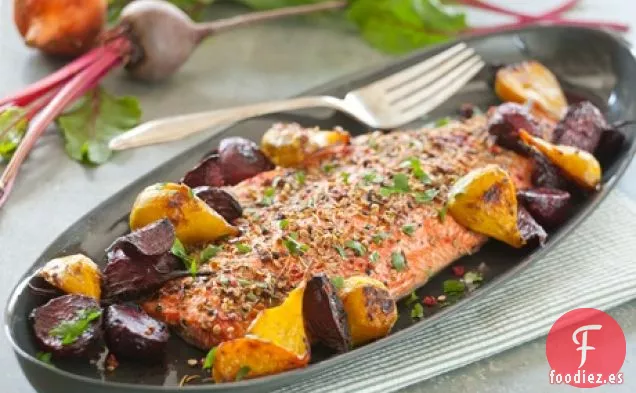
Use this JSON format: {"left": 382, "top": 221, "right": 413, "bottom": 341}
{"left": 546, "top": 308, "right": 626, "bottom": 388}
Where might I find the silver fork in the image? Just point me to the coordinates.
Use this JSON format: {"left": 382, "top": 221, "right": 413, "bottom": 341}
{"left": 109, "top": 43, "right": 484, "bottom": 151}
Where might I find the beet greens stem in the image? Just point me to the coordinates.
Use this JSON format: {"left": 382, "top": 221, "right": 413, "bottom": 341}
{"left": 0, "top": 41, "right": 128, "bottom": 207}
{"left": 194, "top": 0, "right": 347, "bottom": 39}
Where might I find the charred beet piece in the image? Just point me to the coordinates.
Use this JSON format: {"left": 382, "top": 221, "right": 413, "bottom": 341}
{"left": 103, "top": 219, "right": 182, "bottom": 301}
{"left": 102, "top": 249, "right": 180, "bottom": 301}
{"left": 181, "top": 153, "right": 225, "bottom": 188}
{"left": 595, "top": 128, "right": 626, "bottom": 166}
{"left": 553, "top": 101, "right": 608, "bottom": 153}
{"left": 193, "top": 186, "right": 243, "bottom": 222}
{"left": 459, "top": 103, "right": 476, "bottom": 120}
{"left": 517, "top": 206, "right": 547, "bottom": 246}
{"left": 530, "top": 150, "right": 570, "bottom": 190}
{"left": 107, "top": 219, "right": 175, "bottom": 257}
{"left": 219, "top": 137, "right": 275, "bottom": 185}
{"left": 105, "top": 304, "right": 170, "bottom": 361}
{"left": 30, "top": 295, "right": 103, "bottom": 358}
{"left": 303, "top": 274, "right": 351, "bottom": 353}
{"left": 487, "top": 103, "right": 540, "bottom": 154}
{"left": 518, "top": 188, "right": 571, "bottom": 228}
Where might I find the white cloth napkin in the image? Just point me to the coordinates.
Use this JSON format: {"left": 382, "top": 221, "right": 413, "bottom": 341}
{"left": 272, "top": 190, "right": 636, "bottom": 393}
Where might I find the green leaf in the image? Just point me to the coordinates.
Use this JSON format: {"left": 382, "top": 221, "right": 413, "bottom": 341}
{"left": 334, "top": 245, "right": 347, "bottom": 258}
{"left": 331, "top": 275, "right": 345, "bottom": 290}
{"left": 391, "top": 251, "right": 407, "bottom": 272}
{"left": 36, "top": 352, "right": 53, "bottom": 365}
{"left": 363, "top": 171, "right": 383, "bottom": 185}
{"left": 56, "top": 87, "right": 141, "bottom": 165}
{"left": 435, "top": 116, "right": 452, "bottom": 126}
{"left": 202, "top": 347, "right": 217, "bottom": 369}
{"left": 406, "top": 291, "right": 418, "bottom": 305}
{"left": 414, "top": 189, "right": 439, "bottom": 204}
{"left": 321, "top": 162, "right": 336, "bottom": 173}
{"left": 49, "top": 308, "right": 102, "bottom": 345}
{"left": 347, "top": 0, "right": 467, "bottom": 54}
{"left": 235, "top": 243, "right": 252, "bottom": 254}
{"left": 369, "top": 251, "right": 380, "bottom": 263}
{"left": 402, "top": 224, "right": 416, "bottom": 236}
{"left": 236, "top": 365, "right": 251, "bottom": 381}
{"left": 0, "top": 107, "right": 28, "bottom": 160}
{"left": 199, "top": 245, "right": 221, "bottom": 262}
{"left": 295, "top": 170, "right": 306, "bottom": 186}
{"left": 372, "top": 232, "right": 389, "bottom": 245}
{"left": 340, "top": 171, "right": 350, "bottom": 184}
{"left": 345, "top": 240, "right": 366, "bottom": 256}
{"left": 283, "top": 235, "right": 309, "bottom": 256}
{"left": 172, "top": 239, "right": 197, "bottom": 275}
{"left": 401, "top": 157, "right": 431, "bottom": 184}
{"left": 443, "top": 279, "right": 466, "bottom": 295}
{"left": 279, "top": 219, "right": 290, "bottom": 230}
{"left": 438, "top": 205, "right": 448, "bottom": 222}
{"left": 260, "top": 187, "right": 276, "bottom": 206}
{"left": 380, "top": 173, "right": 411, "bottom": 196}
{"left": 411, "top": 303, "right": 424, "bottom": 319}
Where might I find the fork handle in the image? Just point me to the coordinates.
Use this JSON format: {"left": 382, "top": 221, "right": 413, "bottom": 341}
{"left": 108, "top": 95, "right": 347, "bottom": 150}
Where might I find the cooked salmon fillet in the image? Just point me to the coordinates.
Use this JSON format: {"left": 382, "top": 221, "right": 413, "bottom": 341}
{"left": 142, "top": 116, "right": 533, "bottom": 350}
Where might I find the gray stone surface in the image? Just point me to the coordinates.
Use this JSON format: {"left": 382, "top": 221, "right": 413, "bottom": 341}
{"left": 0, "top": 0, "right": 634, "bottom": 392}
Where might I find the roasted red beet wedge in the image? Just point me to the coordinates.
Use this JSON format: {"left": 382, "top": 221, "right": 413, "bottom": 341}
{"left": 193, "top": 186, "right": 243, "bottom": 222}
{"left": 107, "top": 219, "right": 175, "bottom": 257}
{"left": 530, "top": 150, "right": 571, "bottom": 190}
{"left": 595, "top": 128, "right": 626, "bottom": 166}
{"left": 303, "top": 274, "right": 352, "bottom": 353}
{"left": 487, "top": 103, "right": 540, "bottom": 154}
{"left": 553, "top": 101, "right": 608, "bottom": 153}
{"left": 219, "top": 137, "right": 275, "bottom": 185}
{"left": 517, "top": 188, "right": 571, "bottom": 229}
{"left": 517, "top": 206, "right": 547, "bottom": 246}
{"left": 30, "top": 295, "right": 103, "bottom": 358}
{"left": 181, "top": 153, "right": 225, "bottom": 188}
{"left": 105, "top": 304, "right": 170, "bottom": 361}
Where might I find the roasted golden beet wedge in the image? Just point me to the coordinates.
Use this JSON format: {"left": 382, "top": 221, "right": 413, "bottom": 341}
{"left": 39, "top": 254, "right": 101, "bottom": 300}
{"left": 213, "top": 286, "right": 310, "bottom": 382}
{"left": 129, "top": 182, "right": 238, "bottom": 246}
{"left": 519, "top": 130, "right": 602, "bottom": 190}
{"left": 494, "top": 61, "right": 567, "bottom": 121}
{"left": 338, "top": 277, "right": 397, "bottom": 347}
{"left": 303, "top": 274, "right": 352, "bottom": 353}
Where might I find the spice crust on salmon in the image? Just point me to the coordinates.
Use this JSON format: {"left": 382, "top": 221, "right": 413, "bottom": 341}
{"left": 142, "top": 116, "right": 533, "bottom": 350}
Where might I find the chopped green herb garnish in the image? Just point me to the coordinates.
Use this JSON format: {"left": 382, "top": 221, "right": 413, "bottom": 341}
{"left": 369, "top": 251, "right": 380, "bottom": 263}
{"left": 237, "top": 278, "right": 253, "bottom": 286}
{"left": 202, "top": 347, "right": 217, "bottom": 369}
{"left": 463, "top": 271, "right": 484, "bottom": 285}
{"left": 414, "top": 189, "right": 439, "bottom": 204}
{"left": 401, "top": 157, "right": 431, "bottom": 184}
{"left": 235, "top": 366, "right": 251, "bottom": 381}
{"left": 372, "top": 232, "right": 389, "bottom": 245}
{"left": 402, "top": 224, "right": 416, "bottom": 236}
{"left": 283, "top": 235, "right": 309, "bottom": 256}
{"left": 235, "top": 243, "right": 252, "bottom": 254}
{"left": 331, "top": 276, "right": 345, "bottom": 290}
{"left": 363, "top": 171, "right": 383, "bottom": 184}
{"left": 36, "top": 352, "right": 53, "bottom": 364}
{"left": 406, "top": 291, "right": 418, "bottom": 305}
{"left": 345, "top": 240, "right": 366, "bottom": 256}
{"left": 411, "top": 303, "right": 425, "bottom": 319}
{"left": 435, "top": 117, "right": 452, "bottom": 127}
{"left": 340, "top": 172, "right": 350, "bottom": 185}
{"left": 391, "top": 251, "right": 407, "bottom": 272}
{"left": 443, "top": 279, "right": 466, "bottom": 295}
{"left": 187, "top": 187, "right": 195, "bottom": 199}
{"left": 279, "top": 219, "right": 290, "bottom": 230}
{"left": 49, "top": 308, "right": 102, "bottom": 345}
{"left": 295, "top": 170, "right": 306, "bottom": 186}
{"left": 260, "top": 187, "right": 276, "bottom": 206}
{"left": 334, "top": 245, "right": 347, "bottom": 258}
{"left": 438, "top": 205, "right": 448, "bottom": 222}
{"left": 322, "top": 163, "right": 336, "bottom": 173}
{"left": 199, "top": 245, "right": 221, "bottom": 262}
{"left": 380, "top": 173, "right": 410, "bottom": 196}
{"left": 219, "top": 275, "right": 230, "bottom": 286}
{"left": 172, "top": 239, "right": 197, "bottom": 275}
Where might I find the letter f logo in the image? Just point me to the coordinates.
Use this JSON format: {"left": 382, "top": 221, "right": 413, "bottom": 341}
{"left": 572, "top": 324, "right": 602, "bottom": 368}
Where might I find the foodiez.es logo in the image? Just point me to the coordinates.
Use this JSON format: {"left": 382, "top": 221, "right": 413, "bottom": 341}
{"left": 546, "top": 308, "right": 626, "bottom": 388}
